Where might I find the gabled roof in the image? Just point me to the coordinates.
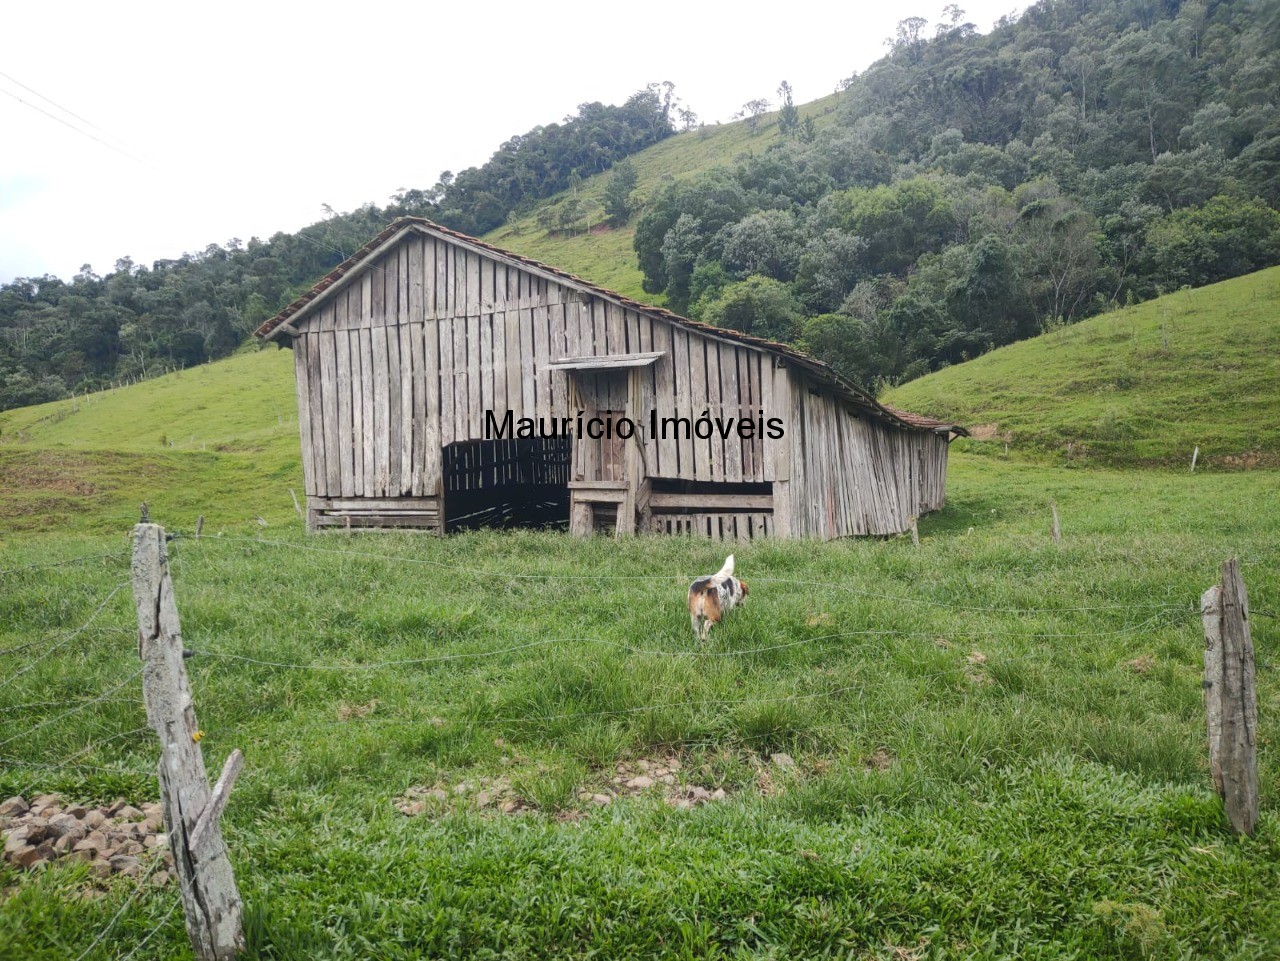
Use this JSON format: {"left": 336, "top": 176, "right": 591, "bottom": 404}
{"left": 255, "top": 217, "right": 966, "bottom": 438}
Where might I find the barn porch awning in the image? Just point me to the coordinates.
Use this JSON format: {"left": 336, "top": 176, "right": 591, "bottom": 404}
{"left": 544, "top": 352, "right": 665, "bottom": 372}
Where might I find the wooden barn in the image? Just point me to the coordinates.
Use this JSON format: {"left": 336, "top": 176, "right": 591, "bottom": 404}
{"left": 255, "top": 218, "right": 964, "bottom": 539}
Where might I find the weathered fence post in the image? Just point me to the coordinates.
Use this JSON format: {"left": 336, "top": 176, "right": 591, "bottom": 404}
{"left": 909, "top": 516, "right": 920, "bottom": 547}
{"left": 132, "top": 522, "right": 246, "bottom": 958}
{"left": 1049, "top": 500, "right": 1061, "bottom": 544}
{"left": 1201, "top": 558, "right": 1259, "bottom": 836}
{"left": 1190, "top": 446, "right": 1199, "bottom": 473}
{"left": 1201, "top": 583, "right": 1225, "bottom": 796}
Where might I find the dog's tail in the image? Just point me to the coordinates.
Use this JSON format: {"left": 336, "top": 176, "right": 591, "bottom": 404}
{"left": 714, "top": 554, "right": 734, "bottom": 581}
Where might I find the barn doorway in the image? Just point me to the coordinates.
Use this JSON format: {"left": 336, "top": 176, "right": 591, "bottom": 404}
{"left": 441, "top": 436, "right": 571, "bottom": 532}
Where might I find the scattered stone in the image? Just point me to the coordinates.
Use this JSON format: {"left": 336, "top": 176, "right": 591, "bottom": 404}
{"left": 109, "top": 855, "right": 142, "bottom": 878}
{"left": 9, "top": 844, "right": 39, "bottom": 869}
{"left": 48, "top": 813, "right": 83, "bottom": 837}
{"left": 590, "top": 794, "right": 612, "bottom": 807}
{"left": 771, "top": 753, "right": 796, "bottom": 771}
{"left": 2, "top": 796, "right": 169, "bottom": 880}
{"left": 475, "top": 792, "right": 493, "bottom": 809}
{"left": 398, "top": 801, "right": 427, "bottom": 817}
{"left": 151, "top": 870, "right": 171, "bottom": 887}
{"left": 711, "top": 789, "right": 727, "bottom": 801}
{"left": 4, "top": 827, "right": 31, "bottom": 855}
{"left": 625, "top": 775, "right": 654, "bottom": 790}
{"left": 0, "top": 797, "right": 29, "bottom": 817}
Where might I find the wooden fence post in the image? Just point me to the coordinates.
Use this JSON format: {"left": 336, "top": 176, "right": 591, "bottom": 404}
{"left": 132, "top": 522, "right": 246, "bottom": 959}
{"left": 1201, "top": 584, "right": 1225, "bottom": 796}
{"left": 1202, "top": 558, "right": 1259, "bottom": 837}
{"left": 1050, "top": 500, "right": 1061, "bottom": 544}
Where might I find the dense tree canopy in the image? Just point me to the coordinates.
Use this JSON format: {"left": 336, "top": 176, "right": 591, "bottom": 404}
{"left": 633, "top": 0, "right": 1280, "bottom": 389}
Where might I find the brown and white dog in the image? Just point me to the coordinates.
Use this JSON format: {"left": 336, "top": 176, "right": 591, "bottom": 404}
{"left": 688, "top": 555, "right": 748, "bottom": 641}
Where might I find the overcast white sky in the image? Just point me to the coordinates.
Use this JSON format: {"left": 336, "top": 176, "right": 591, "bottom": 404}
{"left": 0, "top": 1, "right": 1022, "bottom": 284}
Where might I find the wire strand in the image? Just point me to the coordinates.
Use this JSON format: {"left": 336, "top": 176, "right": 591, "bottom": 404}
{"left": 0, "top": 667, "right": 144, "bottom": 750}
{"left": 189, "top": 534, "right": 1188, "bottom": 615}
{"left": 0, "top": 583, "right": 129, "bottom": 689}
{"left": 71, "top": 852, "right": 166, "bottom": 961}
{"left": 0, "top": 549, "right": 127, "bottom": 578}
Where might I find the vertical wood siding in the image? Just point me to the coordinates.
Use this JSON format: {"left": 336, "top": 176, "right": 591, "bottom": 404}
{"left": 291, "top": 230, "right": 948, "bottom": 538}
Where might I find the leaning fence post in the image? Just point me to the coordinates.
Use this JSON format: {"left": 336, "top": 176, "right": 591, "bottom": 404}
{"left": 132, "top": 521, "right": 246, "bottom": 959}
{"left": 1202, "top": 558, "right": 1259, "bottom": 837}
{"left": 1049, "top": 500, "right": 1061, "bottom": 544}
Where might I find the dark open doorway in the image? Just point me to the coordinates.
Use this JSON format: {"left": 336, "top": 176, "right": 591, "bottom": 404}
{"left": 442, "top": 436, "right": 571, "bottom": 532}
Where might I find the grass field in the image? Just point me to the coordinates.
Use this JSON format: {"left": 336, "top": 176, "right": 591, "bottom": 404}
{"left": 2, "top": 251, "right": 1279, "bottom": 956}
{"left": 885, "top": 267, "right": 1280, "bottom": 468}
{"left": 2, "top": 455, "right": 1277, "bottom": 959}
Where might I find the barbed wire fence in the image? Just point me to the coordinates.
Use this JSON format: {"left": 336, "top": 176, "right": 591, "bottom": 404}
{"left": 0, "top": 516, "right": 1257, "bottom": 958}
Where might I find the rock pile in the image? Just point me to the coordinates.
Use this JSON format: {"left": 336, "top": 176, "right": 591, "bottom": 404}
{"left": 398, "top": 776, "right": 536, "bottom": 816}
{"left": 0, "top": 794, "right": 174, "bottom": 884}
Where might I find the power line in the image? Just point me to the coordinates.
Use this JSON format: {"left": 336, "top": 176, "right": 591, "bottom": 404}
{"left": 0, "top": 84, "right": 155, "bottom": 169}
{"left": 0, "top": 69, "right": 114, "bottom": 136}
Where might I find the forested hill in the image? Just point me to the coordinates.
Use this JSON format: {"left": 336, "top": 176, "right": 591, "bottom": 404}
{"left": 624, "top": 0, "right": 1280, "bottom": 389}
{"left": 4, "top": 0, "right": 1280, "bottom": 413}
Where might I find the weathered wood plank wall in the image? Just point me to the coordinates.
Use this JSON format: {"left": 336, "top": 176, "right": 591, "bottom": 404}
{"left": 293, "top": 235, "right": 774, "bottom": 502}
{"left": 290, "top": 228, "right": 949, "bottom": 538}
{"left": 783, "top": 372, "right": 949, "bottom": 539}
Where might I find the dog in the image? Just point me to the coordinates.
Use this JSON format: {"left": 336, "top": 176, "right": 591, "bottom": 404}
{"left": 688, "top": 555, "right": 748, "bottom": 641}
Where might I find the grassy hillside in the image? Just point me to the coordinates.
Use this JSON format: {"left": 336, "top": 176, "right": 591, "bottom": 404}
{"left": 0, "top": 347, "right": 299, "bottom": 537}
{"left": 484, "top": 94, "right": 845, "bottom": 301}
{"left": 885, "top": 267, "right": 1280, "bottom": 468}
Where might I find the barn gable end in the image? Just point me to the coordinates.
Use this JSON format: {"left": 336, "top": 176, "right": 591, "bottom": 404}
{"left": 259, "top": 218, "right": 962, "bottom": 539}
